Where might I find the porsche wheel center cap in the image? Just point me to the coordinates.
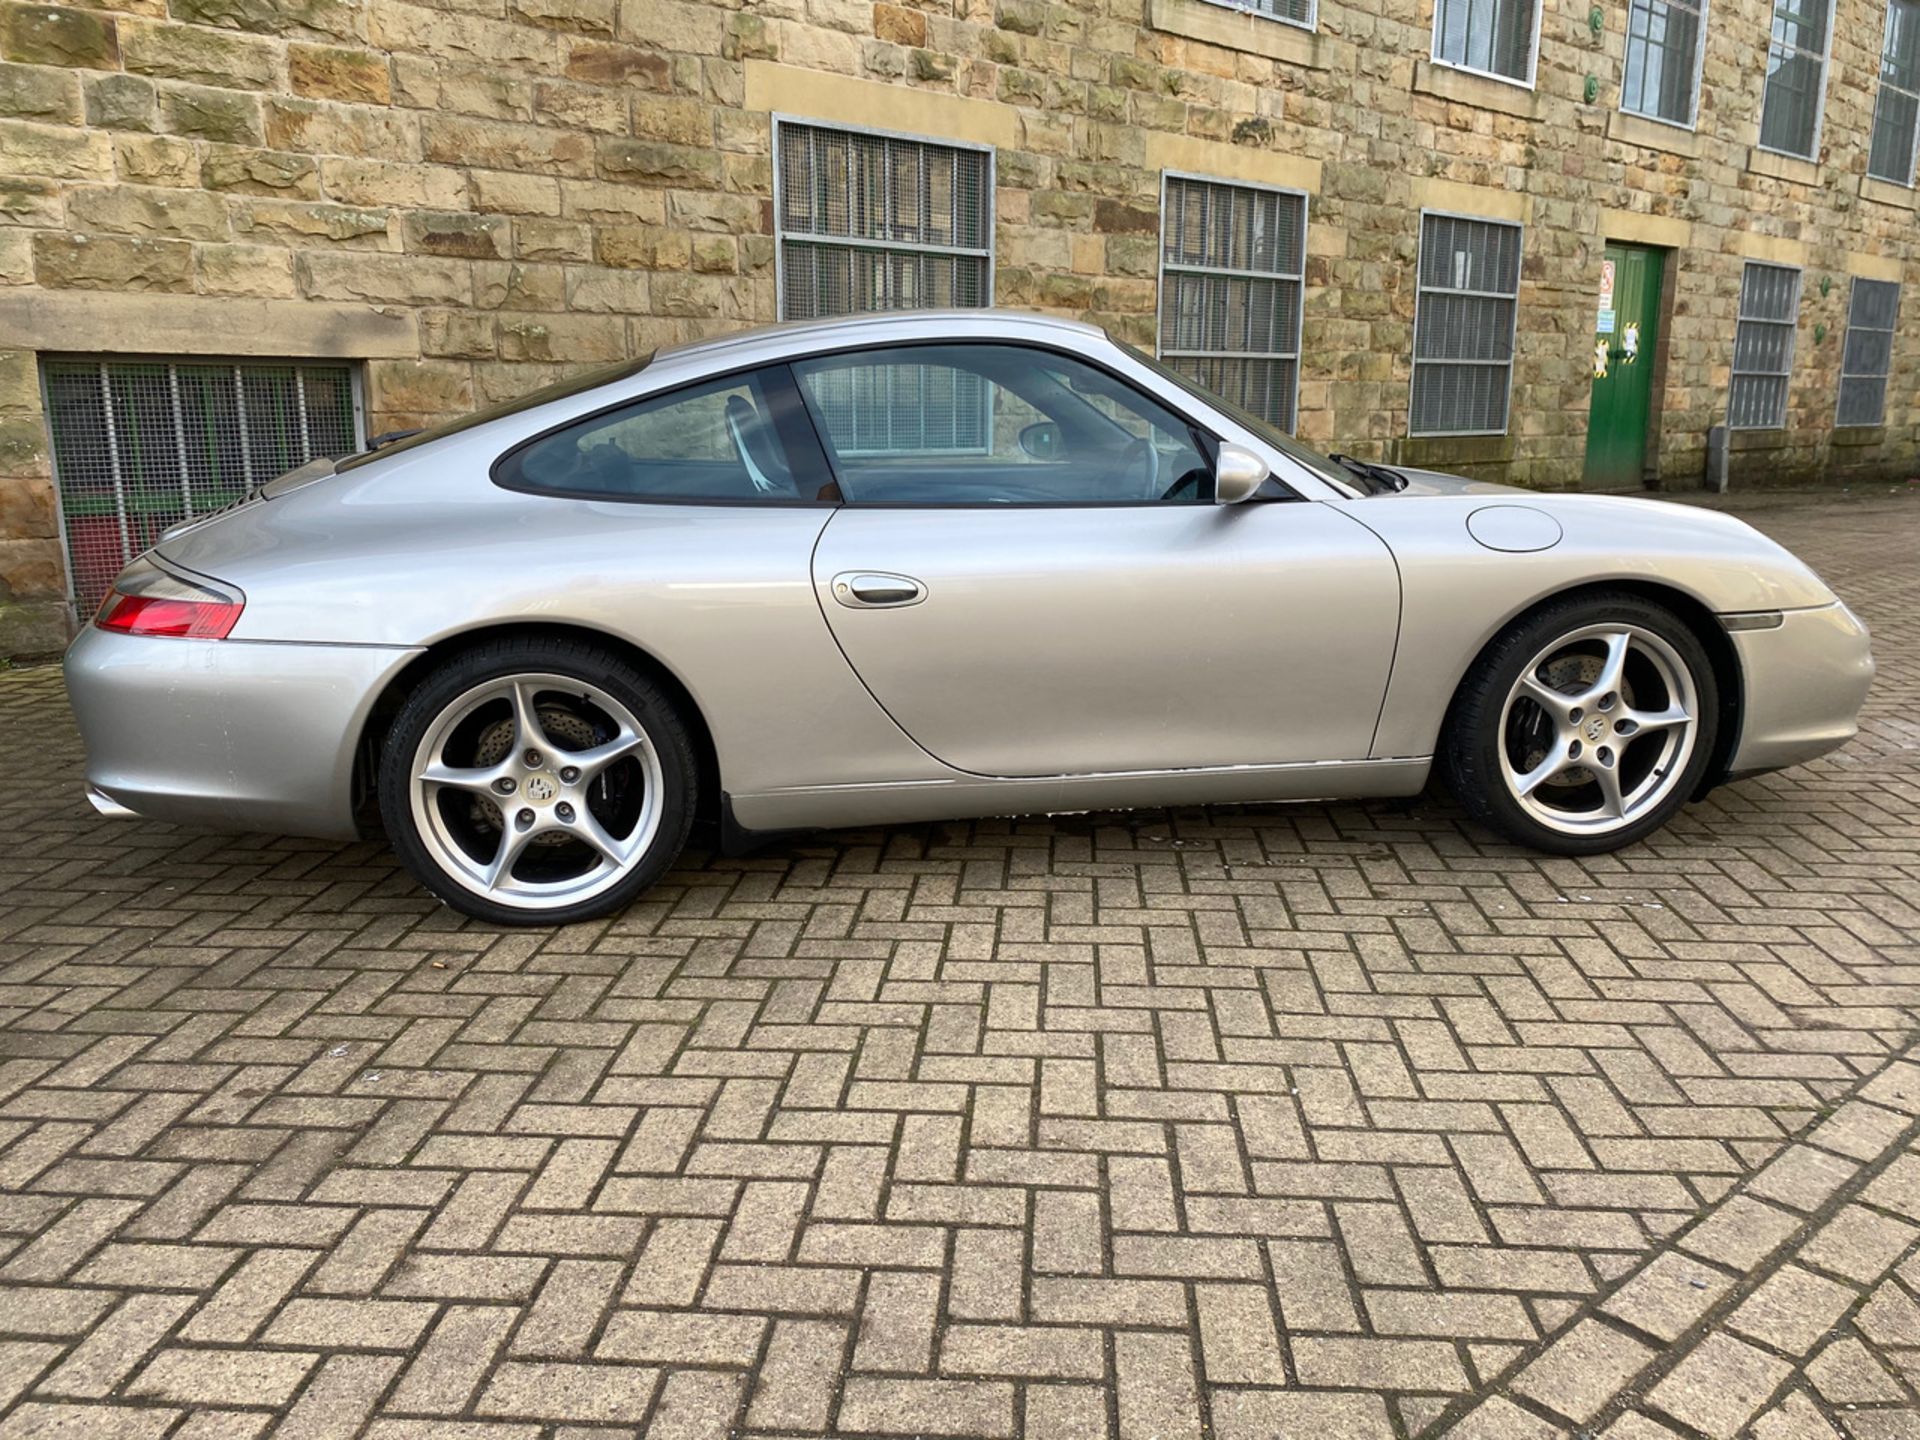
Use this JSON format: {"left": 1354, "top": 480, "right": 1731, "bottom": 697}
{"left": 525, "top": 775, "right": 557, "bottom": 803}
{"left": 1586, "top": 717, "right": 1607, "bottom": 742}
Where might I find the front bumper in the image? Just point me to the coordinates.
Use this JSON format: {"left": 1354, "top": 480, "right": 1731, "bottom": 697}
{"left": 64, "top": 625, "right": 421, "bottom": 839}
{"left": 1726, "top": 601, "right": 1874, "bottom": 775}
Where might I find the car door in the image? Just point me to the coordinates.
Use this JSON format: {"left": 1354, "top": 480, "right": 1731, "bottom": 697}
{"left": 796, "top": 341, "right": 1402, "bottom": 779}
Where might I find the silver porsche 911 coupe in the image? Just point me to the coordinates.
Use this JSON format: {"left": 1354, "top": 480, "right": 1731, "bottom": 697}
{"left": 66, "top": 310, "right": 1874, "bottom": 925}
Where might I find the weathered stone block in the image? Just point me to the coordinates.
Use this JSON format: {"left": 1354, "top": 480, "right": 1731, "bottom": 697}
{"left": 513, "top": 217, "right": 590, "bottom": 262}
{"left": 562, "top": 39, "right": 668, "bottom": 87}
{"left": 597, "top": 138, "right": 721, "bottom": 187}
{"left": 120, "top": 17, "right": 282, "bottom": 89}
{"left": 299, "top": 249, "right": 471, "bottom": 305}
{"left": 84, "top": 73, "right": 157, "bottom": 130}
{"left": 405, "top": 210, "right": 511, "bottom": 260}
{"left": 0, "top": 60, "right": 79, "bottom": 122}
{"left": 170, "top": 0, "right": 364, "bottom": 42}
{"left": 0, "top": 4, "right": 117, "bottom": 68}
{"left": 157, "top": 82, "right": 264, "bottom": 145}
{"left": 264, "top": 97, "right": 417, "bottom": 159}
{"left": 470, "top": 169, "right": 559, "bottom": 217}
{"left": 0, "top": 115, "right": 108, "bottom": 178}
{"left": 0, "top": 474, "right": 54, "bottom": 540}
{"left": 0, "top": 597, "right": 69, "bottom": 654}
{"left": 33, "top": 232, "right": 196, "bottom": 291}
{"left": 497, "top": 310, "right": 625, "bottom": 362}
{"left": 239, "top": 197, "right": 394, "bottom": 246}
{"left": 66, "top": 184, "right": 233, "bottom": 241}
{"left": 319, "top": 156, "right": 467, "bottom": 210}
{"left": 509, "top": 0, "right": 616, "bottom": 37}
{"left": 366, "top": 357, "right": 474, "bottom": 414}
{"left": 194, "top": 241, "right": 297, "bottom": 296}
{"left": 201, "top": 144, "right": 322, "bottom": 197}
{"left": 422, "top": 114, "right": 592, "bottom": 176}
{"left": 419, "top": 307, "right": 496, "bottom": 358}
{"left": 288, "top": 42, "right": 391, "bottom": 104}
{"left": 112, "top": 133, "right": 198, "bottom": 186}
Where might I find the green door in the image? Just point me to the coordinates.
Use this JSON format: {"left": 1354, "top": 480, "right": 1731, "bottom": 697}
{"left": 1582, "top": 244, "right": 1664, "bottom": 489}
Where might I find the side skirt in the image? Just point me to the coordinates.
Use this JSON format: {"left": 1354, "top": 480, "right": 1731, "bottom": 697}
{"left": 723, "top": 756, "right": 1433, "bottom": 842}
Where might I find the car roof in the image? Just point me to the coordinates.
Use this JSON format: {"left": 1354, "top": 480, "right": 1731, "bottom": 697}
{"left": 651, "top": 308, "right": 1109, "bottom": 368}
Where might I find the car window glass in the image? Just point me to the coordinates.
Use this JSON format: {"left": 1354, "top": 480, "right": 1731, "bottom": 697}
{"left": 496, "top": 369, "right": 823, "bottom": 502}
{"left": 790, "top": 344, "right": 1213, "bottom": 505}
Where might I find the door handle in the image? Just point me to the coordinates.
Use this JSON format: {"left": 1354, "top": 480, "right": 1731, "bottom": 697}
{"left": 831, "top": 571, "right": 927, "bottom": 608}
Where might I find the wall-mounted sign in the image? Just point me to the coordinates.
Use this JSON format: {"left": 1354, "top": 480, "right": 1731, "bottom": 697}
{"left": 1597, "top": 308, "right": 1617, "bottom": 334}
{"left": 1597, "top": 258, "right": 1616, "bottom": 329}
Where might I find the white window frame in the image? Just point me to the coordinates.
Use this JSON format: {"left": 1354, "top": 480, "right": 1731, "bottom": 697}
{"left": 1836, "top": 278, "right": 1901, "bottom": 427}
{"left": 1155, "top": 170, "right": 1311, "bottom": 437}
{"left": 770, "top": 114, "right": 996, "bottom": 322}
{"left": 1429, "top": 0, "right": 1544, "bottom": 90}
{"left": 1618, "top": 0, "right": 1711, "bottom": 130}
{"left": 1756, "top": 0, "right": 1837, "bottom": 161}
{"left": 1727, "top": 261, "right": 1803, "bottom": 431}
{"left": 1193, "top": 0, "right": 1317, "bottom": 33}
{"left": 1867, "top": 0, "right": 1920, "bottom": 186}
{"left": 1407, "top": 208, "right": 1524, "bottom": 440}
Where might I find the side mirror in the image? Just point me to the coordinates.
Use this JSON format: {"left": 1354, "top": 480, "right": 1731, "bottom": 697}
{"left": 1214, "top": 442, "right": 1269, "bottom": 504}
{"left": 1019, "top": 421, "right": 1062, "bottom": 460}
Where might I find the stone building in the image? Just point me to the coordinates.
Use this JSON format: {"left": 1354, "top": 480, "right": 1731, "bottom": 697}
{"left": 0, "top": 0, "right": 1916, "bottom": 654}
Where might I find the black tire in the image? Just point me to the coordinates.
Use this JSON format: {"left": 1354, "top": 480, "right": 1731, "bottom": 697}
{"left": 1438, "top": 590, "right": 1719, "bottom": 855}
{"left": 377, "top": 635, "right": 697, "bottom": 925}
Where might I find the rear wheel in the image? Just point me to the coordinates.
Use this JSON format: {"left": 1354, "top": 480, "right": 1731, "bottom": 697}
{"left": 378, "top": 638, "right": 696, "bottom": 925}
{"left": 1440, "top": 593, "right": 1718, "bottom": 854}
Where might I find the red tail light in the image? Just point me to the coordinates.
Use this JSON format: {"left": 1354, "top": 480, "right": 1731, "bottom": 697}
{"left": 94, "top": 559, "right": 245, "bottom": 640}
{"left": 97, "top": 592, "right": 244, "bottom": 639}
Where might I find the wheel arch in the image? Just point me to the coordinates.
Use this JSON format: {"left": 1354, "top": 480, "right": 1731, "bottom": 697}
{"left": 350, "top": 621, "right": 723, "bottom": 832}
{"left": 1443, "top": 578, "right": 1743, "bottom": 798}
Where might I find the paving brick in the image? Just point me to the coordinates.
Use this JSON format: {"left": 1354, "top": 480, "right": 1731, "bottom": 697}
{"left": 1647, "top": 1333, "right": 1795, "bottom": 1439}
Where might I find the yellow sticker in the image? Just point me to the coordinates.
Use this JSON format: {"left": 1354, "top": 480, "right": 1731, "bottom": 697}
{"left": 1623, "top": 322, "right": 1640, "bottom": 366}
{"left": 1593, "top": 338, "right": 1609, "bottom": 379}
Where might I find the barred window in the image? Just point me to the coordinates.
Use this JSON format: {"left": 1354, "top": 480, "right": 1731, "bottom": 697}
{"left": 1621, "top": 0, "right": 1705, "bottom": 126}
{"left": 1157, "top": 174, "right": 1308, "bottom": 434}
{"left": 1432, "top": 0, "right": 1539, "bottom": 83}
{"left": 1868, "top": 0, "right": 1920, "bottom": 184}
{"left": 1728, "top": 263, "right": 1801, "bottom": 430}
{"left": 1410, "top": 214, "right": 1522, "bottom": 438}
{"left": 1837, "top": 279, "right": 1901, "bottom": 427}
{"left": 1196, "top": 0, "right": 1314, "bottom": 30}
{"left": 1758, "top": 0, "right": 1833, "bottom": 158}
{"left": 774, "top": 119, "right": 992, "bottom": 320}
{"left": 42, "top": 357, "right": 360, "bottom": 612}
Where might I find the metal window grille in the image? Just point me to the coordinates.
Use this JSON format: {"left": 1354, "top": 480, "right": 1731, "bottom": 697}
{"left": 774, "top": 119, "right": 993, "bottom": 320}
{"left": 1758, "top": 0, "right": 1833, "bottom": 158}
{"left": 1837, "top": 278, "right": 1901, "bottom": 427}
{"left": 774, "top": 119, "right": 994, "bottom": 454}
{"left": 1195, "top": 0, "right": 1315, "bottom": 30}
{"left": 1728, "top": 263, "right": 1802, "bottom": 430}
{"left": 1410, "top": 213, "right": 1523, "bottom": 438}
{"left": 1432, "top": 0, "right": 1539, "bottom": 83}
{"left": 1621, "top": 0, "right": 1705, "bottom": 125}
{"left": 1157, "top": 174, "right": 1308, "bottom": 434}
{"left": 42, "top": 357, "right": 361, "bottom": 613}
{"left": 1868, "top": 0, "right": 1920, "bottom": 184}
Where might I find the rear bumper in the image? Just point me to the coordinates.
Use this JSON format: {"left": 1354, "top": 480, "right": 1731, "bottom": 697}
{"left": 1726, "top": 601, "right": 1874, "bottom": 775}
{"left": 64, "top": 625, "right": 421, "bottom": 839}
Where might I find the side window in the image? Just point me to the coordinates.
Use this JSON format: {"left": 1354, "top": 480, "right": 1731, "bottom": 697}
{"left": 789, "top": 344, "right": 1214, "bottom": 505}
{"left": 495, "top": 369, "right": 829, "bottom": 503}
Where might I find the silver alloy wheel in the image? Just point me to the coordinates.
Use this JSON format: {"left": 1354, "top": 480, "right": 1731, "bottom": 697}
{"left": 408, "top": 673, "right": 664, "bottom": 911}
{"left": 1497, "top": 623, "right": 1698, "bottom": 837}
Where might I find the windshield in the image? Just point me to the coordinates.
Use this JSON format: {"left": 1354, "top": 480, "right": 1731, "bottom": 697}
{"left": 335, "top": 354, "right": 655, "bottom": 471}
{"left": 1114, "top": 340, "right": 1364, "bottom": 496}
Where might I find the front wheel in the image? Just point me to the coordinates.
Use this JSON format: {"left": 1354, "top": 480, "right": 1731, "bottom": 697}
{"left": 377, "top": 638, "right": 696, "bottom": 925}
{"left": 1439, "top": 593, "right": 1719, "bottom": 854}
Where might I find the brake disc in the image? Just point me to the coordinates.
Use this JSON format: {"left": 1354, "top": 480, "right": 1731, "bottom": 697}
{"left": 469, "top": 706, "right": 598, "bottom": 846}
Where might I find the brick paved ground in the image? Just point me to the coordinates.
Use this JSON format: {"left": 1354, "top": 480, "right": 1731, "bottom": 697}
{"left": 1, "top": 490, "right": 1917, "bottom": 1440}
